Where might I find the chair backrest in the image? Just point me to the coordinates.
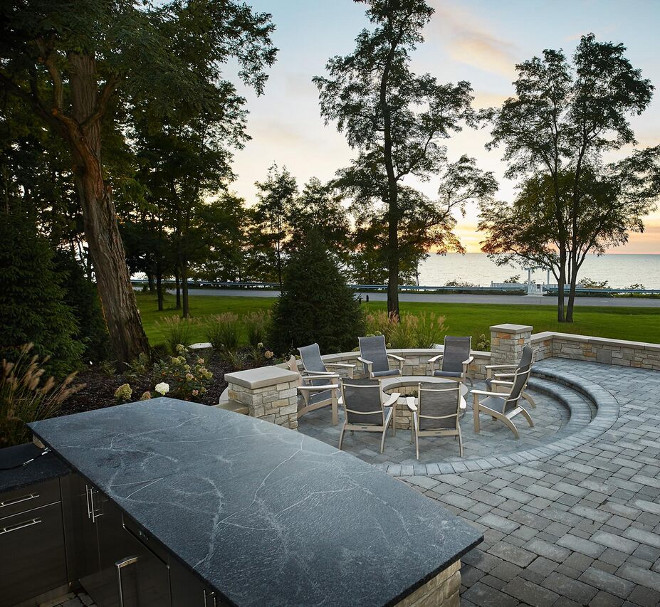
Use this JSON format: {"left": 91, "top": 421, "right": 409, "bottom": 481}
{"left": 286, "top": 355, "right": 302, "bottom": 387}
{"left": 442, "top": 336, "right": 472, "bottom": 374}
{"left": 517, "top": 345, "right": 533, "bottom": 373}
{"left": 340, "top": 378, "right": 384, "bottom": 425}
{"left": 417, "top": 383, "right": 462, "bottom": 431}
{"left": 297, "top": 343, "right": 327, "bottom": 374}
{"left": 503, "top": 367, "right": 532, "bottom": 413}
{"left": 358, "top": 335, "right": 390, "bottom": 373}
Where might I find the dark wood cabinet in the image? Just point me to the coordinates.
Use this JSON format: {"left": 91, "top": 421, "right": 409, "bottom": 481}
{"left": 169, "top": 559, "right": 227, "bottom": 607}
{"left": 0, "top": 478, "right": 68, "bottom": 607}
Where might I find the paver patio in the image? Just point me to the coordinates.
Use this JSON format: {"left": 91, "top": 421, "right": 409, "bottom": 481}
{"left": 299, "top": 358, "right": 660, "bottom": 606}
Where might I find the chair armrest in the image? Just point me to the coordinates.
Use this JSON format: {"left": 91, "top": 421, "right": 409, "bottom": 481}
{"left": 298, "top": 384, "right": 339, "bottom": 393}
{"left": 387, "top": 353, "right": 405, "bottom": 362}
{"left": 326, "top": 363, "right": 356, "bottom": 370}
{"left": 383, "top": 392, "right": 400, "bottom": 408}
{"left": 427, "top": 354, "right": 443, "bottom": 363}
{"left": 490, "top": 380, "right": 513, "bottom": 387}
{"left": 357, "top": 356, "right": 372, "bottom": 365}
{"left": 463, "top": 355, "right": 474, "bottom": 366}
{"left": 301, "top": 369, "right": 336, "bottom": 377}
{"left": 301, "top": 373, "right": 339, "bottom": 382}
{"left": 484, "top": 364, "right": 516, "bottom": 370}
{"left": 405, "top": 397, "right": 417, "bottom": 412}
{"left": 471, "top": 389, "right": 505, "bottom": 397}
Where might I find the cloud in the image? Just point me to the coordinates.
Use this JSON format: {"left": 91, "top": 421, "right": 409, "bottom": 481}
{"left": 428, "top": 2, "right": 519, "bottom": 78}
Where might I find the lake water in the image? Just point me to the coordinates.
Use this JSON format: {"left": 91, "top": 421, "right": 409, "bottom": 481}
{"left": 417, "top": 253, "right": 660, "bottom": 290}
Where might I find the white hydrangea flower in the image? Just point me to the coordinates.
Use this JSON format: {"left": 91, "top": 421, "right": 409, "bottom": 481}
{"left": 155, "top": 382, "right": 170, "bottom": 395}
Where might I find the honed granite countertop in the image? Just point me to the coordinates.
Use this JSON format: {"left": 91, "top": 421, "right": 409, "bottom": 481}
{"left": 30, "top": 398, "right": 482, "bottom": 606}
{"left": 0, "top": 442, "right": 70, "bottom": 492}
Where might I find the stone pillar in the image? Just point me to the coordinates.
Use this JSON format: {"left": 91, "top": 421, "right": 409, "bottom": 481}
{"left": 224, "top": 367, "right": 299, "bottom": 430}
{"left": 395, "top": 560, "right": 461, "bottom": 607}
{"left": 490, "top": 324, "right": 533, "bottom": 365}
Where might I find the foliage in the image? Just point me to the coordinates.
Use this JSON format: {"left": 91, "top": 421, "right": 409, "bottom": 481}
{"left": 152, "top": 345, "right": 213, "bottom": 401}
{"left": 1, "top": 344, "right": 80, "bottom": 447}
{"left": 53, "top": 251, "right": 110, "bottom": 364}
{"left": 242, "top": 311, "right": 271, "bottom": 348}
{"left": 504, "top": 275, "right": 521, "bottom": 284}
{"left": 479, "top": 34, "right": 658, "bottom": 322}
{"left": 0, "top": 211, "right": 83, "bottom": 377}
{"left": 206, "top": 313, "right": 241, "bottom": 354}
{"left": 364, "top": 311, "right": 445, "bottom": 348}
{"left": 445, "top": 279, "right": 478, "bottom": 288}
{"left": 269, "top": 238, "right": 365, "bottom": 355}
{"left": 114, "top": 384, "right": 133, "bottom": 402}
{"left": 579, "top": 277, "right": 609, "bottom": 289}
{"left": 1, "top": 0, "right": 277, "bottom": 362}
{"left": 156, "top": 317, "right": 197, "bottom": 354}
{"left": 475, "top": 334, "right": 491, "bottom": 351}
{"left": 314, "top": 0, "right": 495, "bottom": 317}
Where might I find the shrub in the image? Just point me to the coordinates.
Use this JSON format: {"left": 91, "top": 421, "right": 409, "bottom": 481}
{"left": 0, "top": 344, "right": 81, "bottom": 447}
{"left": 365, "top": 311, "right": 396, "bottom": 344}
{"left": 475, "top": 334, "right": 491, "bottom": 351}
{"left": 269, "top": 238, "right": 365, "bottom": 354}
{"left": 152, "top": 344, "right": 213, "bottom": 401}
{"left": 206, "top": 313, "right": 241, "bottom": 353}
{"left": 156, "top": 316, "right": 196, "bottom": 354}
{"left": 243, "top": 311, "right": 271, "bottom": 347}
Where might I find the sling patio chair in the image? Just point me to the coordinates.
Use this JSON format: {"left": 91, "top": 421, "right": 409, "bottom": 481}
{"left": 358, "top": 335, "right": 404, "bottom": 378}
{"left": 339, "top": 378, "right": 399, "bottom": 454}
{"left": 427, "top": 336, "right": 474, "bottom": 387}
{"left": 297, "top": 343, "right": 355, "bottom": 379}
{"left": 407, "top": 382, "right": 464, "bottom": 460}
{"left": 472, "top": 366, "right": 534, "bottom": 439}
{"left": 484, "top": 345, "right": 536, "bottom": 409}
{"left": 287, "top": 356, "right": 340, "bottom": 425}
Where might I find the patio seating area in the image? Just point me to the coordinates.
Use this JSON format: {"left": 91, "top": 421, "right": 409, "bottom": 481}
{"left": 298, "top": 357, "right": 660, "bottom": 606}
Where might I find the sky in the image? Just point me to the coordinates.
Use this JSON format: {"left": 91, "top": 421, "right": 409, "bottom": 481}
{"left": 229, "top": 0, "right": 660, "bottom": 254}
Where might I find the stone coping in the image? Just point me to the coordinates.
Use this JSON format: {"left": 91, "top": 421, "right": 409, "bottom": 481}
{"left": 531, "top": 331, "right": 660, "bottom": 352}
{"left": 490, "top": 323, "right": 533, "bottom": 334}
{"left": 224, "top": 366, "right": 298, "bottom": 389}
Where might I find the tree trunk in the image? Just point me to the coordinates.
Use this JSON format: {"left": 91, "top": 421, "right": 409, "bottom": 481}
{"left": 566, "top": 253, "right": 580, "bottom": 322}
{"left": 174, "top": 268, "right": 181, "bottom": 309}
{"left": 67, "top": 53, "right": 149, "bottom": 365}
{"left": 556, "top": 250, "right": 566, "bottom": 322}
{"left": 181, "top": 257, "right": 189, "bottom": 319}
{"left": 156, "top": 259, "right": 163, "bottom": 312}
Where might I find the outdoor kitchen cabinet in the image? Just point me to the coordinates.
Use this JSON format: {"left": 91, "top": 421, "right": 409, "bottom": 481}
{"left": 169, "top": 558, "right": 228, "bottom": 607}
{"left": 65, "top": 473, "right": 171, "bottom": 607}
{"left": 0, "top": 476, "right": 68, "bottom": 607}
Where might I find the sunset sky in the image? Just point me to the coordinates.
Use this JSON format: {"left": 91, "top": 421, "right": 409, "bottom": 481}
{"left": 230, "top": 0, "right": 660, "bottom": 254}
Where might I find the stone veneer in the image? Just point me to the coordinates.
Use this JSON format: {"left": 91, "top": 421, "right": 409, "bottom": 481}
{"left": 531, "top": 331, "right": 660, "bottom": 370}
{"left": 395, "top": 560, "right": 461, "bottom": 607}
{"left": 489, "top": 323, "right": 533, "bottom": 365}
{"left": 224, "top": 366, "right": 299, "bottom": 430}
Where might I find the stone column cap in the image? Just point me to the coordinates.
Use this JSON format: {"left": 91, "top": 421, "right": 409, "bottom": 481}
{"left": 225, "top": 366, "right": 299, "bottom": 389}
{"left": 490, "top": 323, "right": 533, "bottom": 334}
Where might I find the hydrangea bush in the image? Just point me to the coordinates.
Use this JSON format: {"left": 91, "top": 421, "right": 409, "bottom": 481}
{"left": 152, "top": 345, "right": 213, "bottom": 400}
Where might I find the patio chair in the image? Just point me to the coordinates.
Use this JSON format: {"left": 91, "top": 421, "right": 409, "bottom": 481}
{"left": 297, "top": 343, "right": 355, "bottom": 379}
{"left": 484, "top": 345, "right": 536, "bottom": 408}
{"left": 358, "top": 335, "right": 404, "bottom": 378}
{"left": 472, "top": 366, "right": 534, "bottom": 439}
{"left": 407, "top": 382, "right": 464, "bottom": 460}
{"left": 427, "top": 336, "right": 473, "bottom": 387}
{"left": 339, "top": 378, "right": 399, "bottom": 453}
{"left": 287, "top": 356, "right": 340, "bottom": 425}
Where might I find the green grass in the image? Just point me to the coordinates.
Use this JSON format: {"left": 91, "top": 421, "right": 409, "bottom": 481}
{"left": 136, "top": 292, "right": 660, "bottom": 347}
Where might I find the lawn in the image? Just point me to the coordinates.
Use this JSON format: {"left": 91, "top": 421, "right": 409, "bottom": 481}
{"left": 136, "top": 292, "right": 660, "bottom": 347}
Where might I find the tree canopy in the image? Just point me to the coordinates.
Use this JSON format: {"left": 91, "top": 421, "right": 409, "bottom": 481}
{"left": 314, "top": 0, "right": 491, "bottom": 318}
{"left": 480, "top": 34, "right": 658, "bottom": 321}
{"left": 0, "top": 0, "right": 276, "bottom": 362}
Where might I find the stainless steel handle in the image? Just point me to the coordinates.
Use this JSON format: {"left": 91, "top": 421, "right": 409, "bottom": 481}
{"left": 85, "top": 485, "right": 92, "bottom": 519}
{"left": 203, "top": 589, "right": 217, "bottom": 607}
{"left": 0, "top": 492, "right": 39, "bottom": 509}
{"left": 0, "top": 517, "right": 42, "bottom": 535}
{"left": 116, "top": 556, "right": 139, "bottom": 607}
{"left": 86, "top": 485, "right": 103, "bottom": 522}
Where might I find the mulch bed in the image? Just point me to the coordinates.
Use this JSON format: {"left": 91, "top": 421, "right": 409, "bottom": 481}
{"left": 58, "top": 352, "right": 234, "bottom": 417}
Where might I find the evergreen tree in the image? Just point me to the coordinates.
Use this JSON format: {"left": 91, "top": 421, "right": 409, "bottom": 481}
{"left": 269, "top": 237, "right": 365, "bottom": 355}
{"left": 0, "top": 212, "right": 82, "bottom": 376}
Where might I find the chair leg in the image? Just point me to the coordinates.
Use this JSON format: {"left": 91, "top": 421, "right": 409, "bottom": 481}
{"left": 473, "top": 401, "right": 481, "bottom": 434}
{"left": 338, "top": 424, "right": 346, "bottom": 450}
{"left": 523, "top": 391, "right": 536, "bottom": 409}
{"left": 457, "top": 425, "right": 463, "bottom": 457}
{"left": 520, "top": 407, "right": 535, "bottom": 427}
{"left": 380, "top": 427, "right": 387, "bottom": 454}
{"left": 500, "top": 415, "right": 520, "bottom": 439}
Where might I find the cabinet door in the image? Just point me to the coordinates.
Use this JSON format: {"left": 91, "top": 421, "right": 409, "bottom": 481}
{"left": 0, "top": 500, "right": 67, "bottom": 607}
{"left": 170, "top": 559, "right": 227, "bottom": 607}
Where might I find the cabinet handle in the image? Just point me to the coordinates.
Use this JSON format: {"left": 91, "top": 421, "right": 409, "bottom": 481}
{"left": 0, "top": 492, "right": 39, "bottom": 509}
{"left": 203, "top": 589, "right": 217, "bottom": 607}
{"left": 85, "top": 485, "right": 92, "bottom": 519}
{"left": 86, "top": 485, "right": 103, "bottom": 522}
{"left": 116, "top": 556, "right": 139, "bottom": 607}
{"left": 0, "top": 517, "right": 41, "bottom": 535}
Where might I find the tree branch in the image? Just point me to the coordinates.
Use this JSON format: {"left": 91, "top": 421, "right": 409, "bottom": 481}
{"left": 82, "top": 74, "right": 120, "bottom": 131}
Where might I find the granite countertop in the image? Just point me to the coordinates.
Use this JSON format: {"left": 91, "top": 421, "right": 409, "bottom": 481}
{"left": 0, "top": 442, "right": 70, "bottom": 492}
{"left": 30, "top": 398, "right": 482, "bottom": 606}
